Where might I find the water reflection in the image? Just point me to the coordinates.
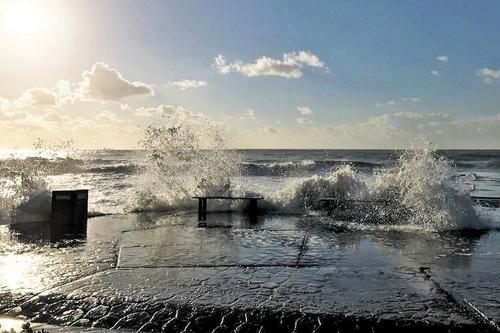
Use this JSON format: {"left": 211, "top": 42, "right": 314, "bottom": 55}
{"left": 2, "top": 211, "right": 500, "bottom": 324}
{"left": 8, "top": 221, "right": 86, "bottom": 243}
{"left": 0, "top": 253, "right": 45, "bottom": 292}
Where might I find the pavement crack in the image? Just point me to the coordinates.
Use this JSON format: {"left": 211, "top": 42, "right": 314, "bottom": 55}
{"left": 114, "top": 240, "right": 122, "bottom": 269}
{"left": 295, "top": 234, "right": 309, "bottom": 266}
{"left": 418, "top": 266, "right": 500, "bottom": 333}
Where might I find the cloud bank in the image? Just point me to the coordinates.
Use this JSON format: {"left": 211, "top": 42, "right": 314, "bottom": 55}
{"left": 14, "top": 88, "right": 58, "bottom": 108}
{"left": 324, "top": 112, "right": 500, "bottom": 148}
{"left": 297, "top": 106, "right": 313, "bottom": 115}
{"left": 214, "top": 51, "right": 325, "bottom": 78}
{"left": 168, "top": 79, "right": 208, "bottom": 90}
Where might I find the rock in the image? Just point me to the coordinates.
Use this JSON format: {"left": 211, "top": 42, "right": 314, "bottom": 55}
{"left": 72, "top": 318, "right": 91, "bottom": 327}
{"left": 84, "top": 304, "right": 109, "bottom": 320}
{"left": 261, "top": 282, "right": 279, "bottom": 289}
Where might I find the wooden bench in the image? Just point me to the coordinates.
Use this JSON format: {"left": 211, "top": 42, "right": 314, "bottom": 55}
{"left": 470, "top": 196, "right": 500, "bottom": 208}
{"left": 192, "top": 196, "right": 264, "bottom": 221}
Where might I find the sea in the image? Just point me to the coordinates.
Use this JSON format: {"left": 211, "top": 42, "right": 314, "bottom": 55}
{"left": 1, "top": 148, "right": 499, "bottom": 230}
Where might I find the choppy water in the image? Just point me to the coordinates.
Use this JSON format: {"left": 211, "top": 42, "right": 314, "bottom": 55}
{"left": 1, "top": 147, "right": 499, "bottom": 229}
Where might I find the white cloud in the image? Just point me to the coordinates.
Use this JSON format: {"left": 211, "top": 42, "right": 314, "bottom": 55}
{"left": 376, "top": 100, "right": 396, "bottom": 107}
{"left": 261, "top": 126, "right": 279, "bottom": 134}
{"left": 297, "top": 106, "right": 313, "bottom": 115}
{"left": 135, "top": 105, "right": 177, "bottom": 117}
{"left": 120, "top": 103, "right": 130, "bottom": 111}
{"left": 213, "top": 51, "right": 325, "bottom": 79}
{"left": 14, "top": 88, "right": 58, "bottom": 108}
{"left": 431, "top": 70, "right": 440, "bottom": 76}
{"left": 436, "top": 55, "right": 448, "bottom": 63}
{"left": 296, "top": 117, "right": 313, "bottom": 125}
{"left": 0, "top": 63, "right": 160, "bottom": 148}
{"left": 322, "top": 112, "right": 500, "bottom": 148}
{"left": 0, "top": 109, "right": 27, "bottom": 121}
{"left": 377, "top": 97, "right": 421, "bottom": 107}
{"left": 245, "top": 109, "right": 256, "bottom": 119}
{"left": 168, "top": 79, "right": 208, "bottom": 90}
{"left": 0, "top": 97, "right": 11, "bottom": 112}
{"left": 79, "top": 62, "right": 154, "bottom": 101}
{"left": 402, "top": 97, "right": 422, "bottom": 103}
{"left": 476, "top": 68, "right": 500, "bottom": 84}
{"left": 0, "top": 62, "right": 155, "bottom": 112}
{"left": 94, "top": 110, "right": 124, "bottom": 123}
{"left": 43, "top": 112, "right": 71, "bottom": 124}
{"left": 55, "top": 80, "right": 77, "bottom": 104}
{"left": 135, "top": 104, "right": 205, "bottom": 121}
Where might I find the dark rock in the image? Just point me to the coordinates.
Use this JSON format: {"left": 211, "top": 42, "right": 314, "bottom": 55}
{"left": 84, "top": 304, "right": 110, "bottom": 320}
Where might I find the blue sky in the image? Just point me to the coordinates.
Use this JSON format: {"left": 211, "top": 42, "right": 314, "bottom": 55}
{"left": 1, "top": 0, "right": 500, "bottom": 148}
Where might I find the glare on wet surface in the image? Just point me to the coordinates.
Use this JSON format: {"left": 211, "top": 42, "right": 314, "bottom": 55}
{"left": 0, "top": 212, "right": 500, "bottom": 331}
{"left": 0, "top": 316, "right": 132, "bottom": 332}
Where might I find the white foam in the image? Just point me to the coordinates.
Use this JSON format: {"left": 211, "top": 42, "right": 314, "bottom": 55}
{"left": 129, "top": 110, "right": 241, "bottom": 212}
{"left": 254, "top": 142, "right": 485, "bottom": 230}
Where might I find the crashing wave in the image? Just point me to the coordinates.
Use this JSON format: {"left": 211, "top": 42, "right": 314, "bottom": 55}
{"left": 265, "top": 143, "right": 482, "bottom": 230}
{"left": 129, "top": 109, "right": 241, "bottom": 212}
{"left": 0, "top": 141, "right": 75, "bottom": 224}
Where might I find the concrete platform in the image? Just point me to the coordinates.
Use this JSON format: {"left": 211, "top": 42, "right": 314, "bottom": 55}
{"left": 0, "top": 213, "right": 499, "bottom": 332}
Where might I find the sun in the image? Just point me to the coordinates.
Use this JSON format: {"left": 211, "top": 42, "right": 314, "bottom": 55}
{"left": 6, "top": 2, "right": 41, "bottom": 35}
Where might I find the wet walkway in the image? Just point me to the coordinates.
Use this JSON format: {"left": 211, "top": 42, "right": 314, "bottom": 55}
{"left": 0, "top": 213, "right": 499, "bottom": 332}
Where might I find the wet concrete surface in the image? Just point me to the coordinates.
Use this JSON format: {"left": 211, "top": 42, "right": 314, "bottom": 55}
{"left": 0, "top": 316, "right": 132, "bottom": 332}
{"left": 0, "top": 213, "right": 499, "bottom": 332}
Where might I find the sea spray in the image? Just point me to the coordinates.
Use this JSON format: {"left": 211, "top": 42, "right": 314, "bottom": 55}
{"left": 130, "top": 108, "right": 242, "bottom": 212}
{"left": 268, "top": 141, "right": 481, "bottom": 230}
{"left": 391, "top": 142, "right": 479, "bottom": 229}
{"left": 273, "top": 165, "right": 368, "bottom": 212}
{"left": 0, "top": 140, "right": 75, "bottom": 224}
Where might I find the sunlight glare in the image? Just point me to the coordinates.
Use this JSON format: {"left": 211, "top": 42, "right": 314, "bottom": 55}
{"left": 6, "top": 2, "right": 41, "bottom": 35}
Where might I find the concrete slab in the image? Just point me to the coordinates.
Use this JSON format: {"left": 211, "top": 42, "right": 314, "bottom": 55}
{"left": 119, "top": 228, "right": 305, "bottom": 268}
{"left": 0, "top": 213, "right": 499, "bottom": 331}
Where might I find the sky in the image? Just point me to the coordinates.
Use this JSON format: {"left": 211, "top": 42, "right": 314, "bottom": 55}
{"left": 1, "top": 0, "right": 500, "bottom": 149}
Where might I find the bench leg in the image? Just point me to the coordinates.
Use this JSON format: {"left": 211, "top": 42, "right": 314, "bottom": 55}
{"left": 248, "top": 199, "right": 258, "bottom": 216}
{"left": 202, "top": 198, "right": 207, "bottom": 221}
{"left": 198, "top": 199, "right": 203, "bottom": 221}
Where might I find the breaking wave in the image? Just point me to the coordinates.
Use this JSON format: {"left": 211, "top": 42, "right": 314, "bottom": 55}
{"left": 126, "top": 111, "right": 486, "bottom": 230}
{"left": 266, "top": 143, "right": 482, "bottom": 230}
{"left": 0, "top": 122, "right": 495, "bottom": 231}
{"left": 128, "top": 110, "right": 241, "bottom": 212}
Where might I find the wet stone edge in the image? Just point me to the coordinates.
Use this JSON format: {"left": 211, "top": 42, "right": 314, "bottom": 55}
{"left": 0, "top": 292, "right": 490, "bottom": 333}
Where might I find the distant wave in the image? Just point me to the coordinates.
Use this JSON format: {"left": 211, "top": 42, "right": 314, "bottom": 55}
{"left": 85, "top": 159, "right": 382, "bottom": 177}
{"left": 453, "top": 160, "right": 500, "bottom": 170}
{"left": 85, "top": 164, "right": 141, "bottom": 174}
{"left": 240, "top": 160, "right": 382, "bottom": 176}
{"left": 0, "top": 157, "right": 383, "bottom": 177}
{"left": 2, "top": 155, "right": 498, "bottom": 179}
